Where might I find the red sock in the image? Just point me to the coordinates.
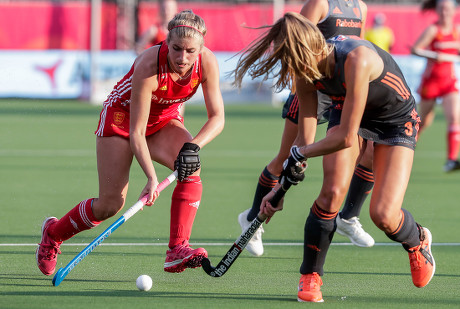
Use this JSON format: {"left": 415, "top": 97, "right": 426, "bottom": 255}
{"left": 447, "top": 124, "right": 460, "bottom": 161}
{"left": 48, "top": 198, "right": 102, "bottom": 242}
{"left": 169, "top": 176, "right": 202, "bottom": 249}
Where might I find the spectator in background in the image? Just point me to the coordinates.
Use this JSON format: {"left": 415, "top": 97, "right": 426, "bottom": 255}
{"left": 135, "top": 0, "right": 178, "bottom": 55}
{"left": 411, "top": 0, "right": 460, "bottom": 172}
{"left": 365, "top": 13, "right": 394, "bottom": 53}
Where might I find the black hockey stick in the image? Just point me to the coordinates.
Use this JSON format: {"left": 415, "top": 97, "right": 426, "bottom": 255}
{"left": 202, "top": 180, "right": 292, "bottom": 277}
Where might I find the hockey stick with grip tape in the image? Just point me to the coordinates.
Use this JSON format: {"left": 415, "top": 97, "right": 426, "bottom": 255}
{"left": 52, "top": 170, "right": 178, "bottom": 286}
{"left": 201, "top": 180, "right": 292, "bottom": 278}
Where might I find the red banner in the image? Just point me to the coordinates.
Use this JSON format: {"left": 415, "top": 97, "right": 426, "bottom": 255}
{"left": 0, "top": 2, "right": 456, "bottom": 54}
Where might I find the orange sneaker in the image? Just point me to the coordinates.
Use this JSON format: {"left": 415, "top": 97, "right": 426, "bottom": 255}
{"left": 408, "top": 227, "right": 435, "bottom": 288}
{"left": 297, "top": 272, "right": 324, "bottom": 302}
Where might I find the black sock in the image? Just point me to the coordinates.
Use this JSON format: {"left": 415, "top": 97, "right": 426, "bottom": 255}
{"left": 300, "top": 201, "right": 337, "bottom": 276}
{"left": 340, "top": 164, "right": 374, "bottom": 219}
{"left": 247, "top": 166, "right": 279, "bottom": 221}
{"left": 385, "top": 208, "right": 421, "bottom": 251}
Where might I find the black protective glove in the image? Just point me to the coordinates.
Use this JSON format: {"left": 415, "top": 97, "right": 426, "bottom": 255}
{"left": 280, "top": 146, "right": 307, "bottom": 185}
{"left": 175, "top": 142, "right": 201, "bottom": 181}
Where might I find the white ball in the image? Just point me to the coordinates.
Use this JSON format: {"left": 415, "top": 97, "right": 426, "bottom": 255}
{"left": 136, "top": 275, "right": 152, "bottom": 291}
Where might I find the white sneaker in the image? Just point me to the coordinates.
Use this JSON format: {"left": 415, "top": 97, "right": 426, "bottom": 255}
{"left": 238, "top": 209, "right": 264, "bottom": 256}
{"left": 336, "top": 215, "right": 375, "bottom": 247}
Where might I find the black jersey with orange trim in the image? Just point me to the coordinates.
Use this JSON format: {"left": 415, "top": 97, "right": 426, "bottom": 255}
{"left": 317, "top": 0, "right": 363, "bottom": 39}
{"left": 314, "top": 35, "right": 415, "bottom": 127}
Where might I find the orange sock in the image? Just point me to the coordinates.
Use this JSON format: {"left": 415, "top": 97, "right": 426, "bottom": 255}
{"left": 48, "top": 198, "right": 102, "bottom": 242}
{"left": 169, "top": 176, "right": 202, "bottom": 248}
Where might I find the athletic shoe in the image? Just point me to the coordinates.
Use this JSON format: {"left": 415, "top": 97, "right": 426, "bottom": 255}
{"left": 297, "top": 273, "right": 324, "bottom": 303}
{"left": 408, "top": 227, "right": 435, "bottom": 288}
{"left": 164, "top": 241, "right": 208, "bottom": 273}
{"left": 336, "top": 215, "right": 375, "bottom": 247}
{"left": 36, "top": 217, "right": 62, "bottom": 276}
{"left": 444, "top": 160, "right": 460, "bottom": 172}
{"left": 238, "top": 209, "right": 264, "bottom": 256}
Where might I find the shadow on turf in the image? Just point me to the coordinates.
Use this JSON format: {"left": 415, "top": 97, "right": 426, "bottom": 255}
{"left": 0, "top": 288, "right": 295, "bottom": 303}
{"left": 2, "top": 289, "right": 460, "bottom": 306}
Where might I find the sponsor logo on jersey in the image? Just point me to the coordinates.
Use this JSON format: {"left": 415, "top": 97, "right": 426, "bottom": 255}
{"left": 155, "top": 95, "right": 193, "bottom": 104}
{"left": 113, "top": 112, "right": 125, "bottom": 125}
{"left": 336, "top": 19, "right": 362, "bottom": 29}
{"left": 160, "top": 85, "right": 167, "bottom": 91}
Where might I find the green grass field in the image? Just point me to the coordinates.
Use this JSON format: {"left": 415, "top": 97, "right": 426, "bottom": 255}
{"left": 1, "top": 99, "right": 459, "bottom": 308}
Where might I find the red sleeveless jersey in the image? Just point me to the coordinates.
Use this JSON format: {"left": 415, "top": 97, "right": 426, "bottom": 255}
{"left": 419, "top": 25, "right": 459, "bottom": 99}
{"left": 95, "top": 41, "right": 202, "bottom": 137}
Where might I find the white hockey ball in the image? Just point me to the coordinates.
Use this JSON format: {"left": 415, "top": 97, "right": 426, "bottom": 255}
{"left": 136, "top": 275, "right": 152, "bottom": 291}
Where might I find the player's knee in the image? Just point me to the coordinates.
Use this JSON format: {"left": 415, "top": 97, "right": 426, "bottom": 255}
{"left": 370, "top": 209, "right": 393, "bottom": 233}
{"left": 95, "top": 195, "right": 125, "bottom": 220}
{"left": 317, "top": 185, "right": 347, "bottom": 210}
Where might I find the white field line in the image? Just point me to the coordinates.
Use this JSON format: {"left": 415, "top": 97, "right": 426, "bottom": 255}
{"left": 1, "top": 242, "right": 459, "bottom": 247}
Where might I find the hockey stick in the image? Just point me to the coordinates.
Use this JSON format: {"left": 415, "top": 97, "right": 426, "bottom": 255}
{"left": 201, "top": 180, "right": 292, "bottom": 277}
{"left": 412, "top": 48, "right": 460, "bottom": 62}
{"left": 52, "top": 170, "right": 178, "bottom": 286}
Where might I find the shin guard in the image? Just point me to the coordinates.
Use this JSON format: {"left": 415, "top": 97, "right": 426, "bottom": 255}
{"left": 300, "top": 201, "right": 338, "bottom": 276}
{"left": 385, "top": 208, "right": 420, "bottom": 250}
{"left": 48, "top": 198, "right": 102, "bottom": 242}
{"left": 169, "top": 176, "right": 202, "bottom": 248}
{"left": 247, "top": 166, "right": 279, "bottom": 221}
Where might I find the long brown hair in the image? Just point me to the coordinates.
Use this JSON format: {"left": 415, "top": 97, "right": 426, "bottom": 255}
{"left": 231, "top": 12, "right": 332, "bottom": 92}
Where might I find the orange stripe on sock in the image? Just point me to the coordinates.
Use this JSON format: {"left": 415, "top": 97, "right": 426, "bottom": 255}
{"left": 259, "top": 173, "right": 278, "bottom": 187}
{"left": 389, "top": 209, "right": 405, "bottom": 235}
{"left": 312, "top": 201, "right": 337, "bottom": 220}
{"left": 354, "top": 166, "right": 374, "bottom": 182}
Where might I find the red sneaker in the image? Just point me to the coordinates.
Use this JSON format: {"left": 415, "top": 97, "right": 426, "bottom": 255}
{"left": 408, "top": 227, "right": 435, "bottom": 288}
{"left": 164, "top": 241, "right": 208, "bottom": 273}
{"left": 36, "top": 217, "right": 62, "bottom": 276}
{"left": 297, "top": 272, "right": 324, "bottom": 302}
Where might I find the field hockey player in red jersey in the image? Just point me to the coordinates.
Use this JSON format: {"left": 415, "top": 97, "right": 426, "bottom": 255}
{"left": 233, "top": 13, "right": 435, "bottom": 302}
{"left": 238, "top": 0, "right": 374, "bottom": 258}
{"left": 411, "top": 0, "right": 460, "bottom": 172}
{"left": 36, "top": 10, "right": 224, "bottom": 276}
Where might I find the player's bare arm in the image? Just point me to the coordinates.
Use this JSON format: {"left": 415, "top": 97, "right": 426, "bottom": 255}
{"left": 294, "top": 78, "right": 318, "bottom": 147}
{"left": 190, "top": 47, "right": 225, "bottom": 148}
{"left": 130, "top": 48, "right": 161, "bottom": 204}
{"left": 411, "top": 25, "right": 439, "bottom": 59}
{"left": 300, "top": 0, "right": 329, "bottom": 23}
